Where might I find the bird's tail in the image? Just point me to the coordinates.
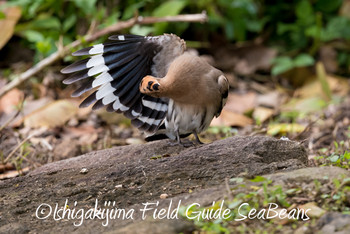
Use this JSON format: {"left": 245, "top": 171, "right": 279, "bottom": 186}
{"left": 145, "top": 122, "right": 191, "bottom": 142}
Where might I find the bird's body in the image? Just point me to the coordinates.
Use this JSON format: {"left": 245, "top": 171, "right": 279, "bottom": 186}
{"left": 61, "top": 34, "right": 229, "bottom": 145}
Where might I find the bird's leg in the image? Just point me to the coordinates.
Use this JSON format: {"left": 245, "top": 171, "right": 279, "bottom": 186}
{"left": 167, "top": 130, "right": 182, "bottom": 146}
{"left": 179, "top": 130, "right": 196, "bottom": 147}
{"left": 168, "top": 130, "right": 193, "bottom": 147}
{"left": 176, "top": 130, "right": 182, "bottom": 145}
{"left": 193, "top": 131, "right": 204, "bottom": 144}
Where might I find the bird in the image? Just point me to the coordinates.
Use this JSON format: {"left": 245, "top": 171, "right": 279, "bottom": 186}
{"left": 61, "top": 34, "right": 229, "bottom": 146}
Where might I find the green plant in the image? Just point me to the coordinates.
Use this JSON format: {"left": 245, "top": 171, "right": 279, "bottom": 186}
{"left": 316, "top": 141, "right": 350, "bottom": 169}
{"left": 268, "top": 0, "right": 350, "bottom": 75}
{"left": 182, "top": 174, "right": 350, "bottom": 232}
{"left": 271, "top": 54, "right": 315, "bottom": 76}
{"left": 2, "top": 0, "right": 350, "bottom": 77}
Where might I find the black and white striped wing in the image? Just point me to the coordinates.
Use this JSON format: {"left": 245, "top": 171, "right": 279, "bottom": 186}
{"left": 61, "top": 35, "right": 172, "bottom": 132}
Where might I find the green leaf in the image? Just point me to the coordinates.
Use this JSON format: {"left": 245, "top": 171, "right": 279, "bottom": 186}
{"left": 321, "top": 17, "right": 350, "bottom": 41}
{"left": 152, "top": 0, "right": 187, "bottom": 34}
{"left": 271, "top": 56, "right": 294, "bottom": 76}
{"left": 277, "top": 23, "right": 298, "bottom": 35}
{"left": 315, "top": 0, "right": 342, "bottom": 13}
{"left": 0, "top": 11, "right": 5, "bottom": 19}
{"left": 28, "top": 0, "right": 44, "bottom": 17}
{"left": 153, "top": 0, "right": 187, "bottom": 17}
{"left": 305, "top": 25, "right": 321, "bottom": 39}
{"left": 295, "top": 0, "right": 314, "bottom": 24}
{"left": 329, "top": 155, "right": 340, "bottom": 163}
{"left": 344, "top": 151, "right": 350, "bottom": 160}
{"left": 22, "top": 30, "right": 44, "bottom": 42}
{"left": 230, "top": 177, "right": 244, "bottom": 183}
{"left": 332, "top": 194, "right": 341, "bottom": 200}
{"left": 73, "top": 0, "right": 97, "bottom": 15}
{"left": 63, "top": 14, "right": 77, "bottom": 32}
{"left": 31, "top": 17, "right": 61, "bottom": 30}
{"left": 250, "top": 176, "right": 267, "bottom": 182}
{"left": 122, "top": 2, "right": 145, "bottom": 20}
{"left": 130, "top": 25, "right": 154, "bottom": 36}
{"left": 293, "top": 54, "right": 315, "bottom": 67}
{"left": 36, "top": 40, "right": 52, "bottom": 55}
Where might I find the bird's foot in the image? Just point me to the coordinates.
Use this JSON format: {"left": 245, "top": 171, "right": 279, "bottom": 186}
{"left": 193, "top": 132, "right": 204, "bottom": 145}
{"left": 167, "top": 139, "right": 195, "bottom": 148}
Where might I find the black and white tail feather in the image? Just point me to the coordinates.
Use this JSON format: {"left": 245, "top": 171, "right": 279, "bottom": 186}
{"left": 61, "top": 34, "right": 186, "bottom": 135}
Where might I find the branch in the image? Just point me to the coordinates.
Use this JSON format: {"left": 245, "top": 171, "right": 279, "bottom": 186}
{"left": 0, "top": 12, "right": 207, "bottom": 98}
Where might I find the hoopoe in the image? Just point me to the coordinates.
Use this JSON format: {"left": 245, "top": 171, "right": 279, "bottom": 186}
{"left": 61, "top": 34, "right": 229, "bottom": 146}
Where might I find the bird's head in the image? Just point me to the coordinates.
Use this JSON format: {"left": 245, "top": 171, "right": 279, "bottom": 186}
{"left": 139, "top": 75, "right": 162, "bottom": 97}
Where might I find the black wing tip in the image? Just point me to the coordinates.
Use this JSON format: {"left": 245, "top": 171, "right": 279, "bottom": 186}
{"left": 108, "top": 34, "right": 144, "bottom": 41}
{"left": 60, "top": 59, "right": 88, "bottom": 74}
{"left": 62, "top": 78, "right": 71, "bottom": 84}
{"left": 60, "top": 66, "right": 72, "bottom": 74}
{"left": 72, "top": 47, "right": 91, "bottom": 56}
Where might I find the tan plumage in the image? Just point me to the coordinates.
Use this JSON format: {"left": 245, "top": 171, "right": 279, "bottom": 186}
{"left": 61, "top": 34, "right": 229, "bottom": 146}
{"left": 140, "top": 52, "right": 229, "bottom": 145}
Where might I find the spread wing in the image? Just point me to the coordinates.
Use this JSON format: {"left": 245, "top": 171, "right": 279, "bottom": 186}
{"left": 61, "top": 34, "right": 186, "bottom": 132}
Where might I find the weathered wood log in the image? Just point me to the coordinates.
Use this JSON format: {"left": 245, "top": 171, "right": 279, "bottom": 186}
{"left": 0, "top": 136, "right": 307, "bottom": 233}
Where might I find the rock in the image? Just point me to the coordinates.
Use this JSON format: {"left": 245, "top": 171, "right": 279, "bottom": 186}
{"left": 299, "top": 202, "right": 326, "bottom": 218}
{"left": 0, "top": 223, "right": 29, "bottom": 234}
{"left": 265, "top": 166, "right": 350, "bottom": 185}
{"left": 317, "top": 212, "right": 350, "bottom": 234}
{"left": 111, "top": 219, "right": 195, "bottom": 234}
{"left": 0, "top": 136, "right": 307, "bottom": 233}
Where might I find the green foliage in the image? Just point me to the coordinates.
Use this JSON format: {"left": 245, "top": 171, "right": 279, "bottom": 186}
{"left": 2, "top": 0, "right": 350, "bottom": 75}
{"left": 207, "top": 126, "right": 237, "bottom": 139}
{"left": 316, "top": 141, "right": 350, "bottom": 169}
{"left": 199, "top": 0, "right": 265, "bottom": 41}
{"left": 267, "top": 0, "right": 350, "bottom": 74}
{"left": 152, "top": 0, "right": 187, "bottom": 35}
{"left": 318, "top": 176, "right": 350, "bottom": 213}
{"left": 182, "top": 175, "right": 350, "bottom": 232}
{"left": 271, "top": 54, "right": 315, "bottom": 76}
{"left": 180, "top": 176, "right": 293, "bottom": 232}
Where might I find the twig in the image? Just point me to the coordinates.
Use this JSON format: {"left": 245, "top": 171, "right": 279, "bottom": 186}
{"left": 4, "top": 131, "right": 37, "bottom": 163}
{"left": 0, "top": 12, "right": 207, "bottom": 98}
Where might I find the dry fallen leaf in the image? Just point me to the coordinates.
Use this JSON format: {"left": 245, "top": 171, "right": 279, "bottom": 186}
{"left": 96, "top": 109, "right": 129, "bottom": 125}
{"left": 234, "top": 46, "right": 277, "bottom": 75}
{"left": 23, "top": 99, "right": 78, "bottom": 128}
{"left": 0, "top": 163, "right": 15, "bottom": 173}
{"left": 224, "top": 92, "right": 256, "bottom": 114}
{"left": 0, "top": 6, "right": 21, "bottom": 50}
{"left": 267, "top": 123, "right": 305, "bottom": 136}
{"left": 298, "top": 202, "right": 325, "bottom": 218}
{"left": 294, "top": 75, "right": 349, "bottom": 99}
{"left": 256, "top": 91, "right": 283, "bottom": 109}
{"left": 340, "top": 0, "right": 350, "bottom": 18}
{"left": 253, "top": 107, "right": 274, "bottom": 123}
{"left": 0, "top": 167, "right": 30, "bottom": 180}
{"left": 125, "top": 138, "right": 145, "bottom": 145}
{"left": 0, "top": 88, "right": 23, "bottom": 114}
{"left": 271, "top": 208, "right": 294, "bottom": 225}
{"left": 282, "top": 97, "right": 327, "bottom": 114}
{"left": 211, "top": 109, "right": 253, "bottom": 127}
{"left": 319, "top": 46, "right": 338, "bottom": 73}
